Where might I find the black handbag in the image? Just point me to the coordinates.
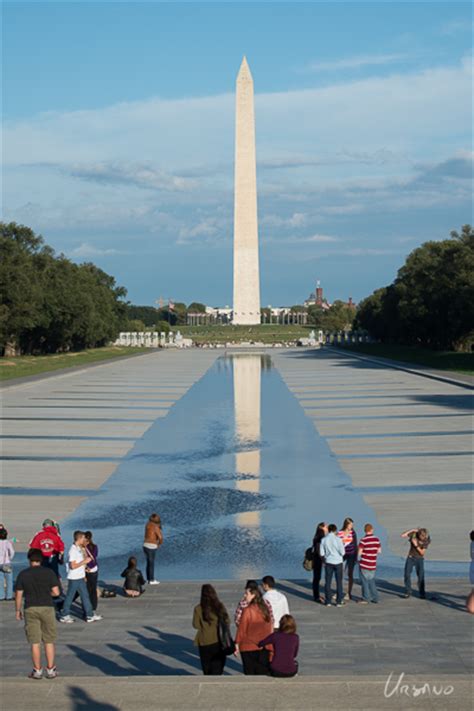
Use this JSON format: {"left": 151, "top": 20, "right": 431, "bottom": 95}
{"left": 218, "top": 616, "right": 236, "bottom": 656}
{"left": 303, "top": 546, "right": 314, "bottom": 571}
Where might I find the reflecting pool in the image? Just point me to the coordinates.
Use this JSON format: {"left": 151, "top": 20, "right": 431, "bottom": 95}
{"left": 63, "top": 354, "right": 400, "bottom": 580}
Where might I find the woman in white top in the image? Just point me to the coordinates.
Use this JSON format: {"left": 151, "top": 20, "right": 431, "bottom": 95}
{"left": 0, "top": 527, "right": 15, "bottom": 600}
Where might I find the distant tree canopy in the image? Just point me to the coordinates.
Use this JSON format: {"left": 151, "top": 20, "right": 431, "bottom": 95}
{"left": 187, "top": 302, "right": 206, "bottom": 314}
{"left": 0, "top": 222, "right": 128, "bottom": 355}
{"left": 355, "top": 225, "right": 474, "bottom": 351}
{"left": 307, "top": 300, "right": 355, "bottom": 332}
{"left": 126, "top": 305, "right": 159, "bottom": 326}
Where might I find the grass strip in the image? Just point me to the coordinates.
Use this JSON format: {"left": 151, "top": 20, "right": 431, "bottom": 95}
{"left": 0, "top": 347, "right": 148, "bottom": 381}
{"left": 338, "top": 343, "right": 474, "bottom": 375}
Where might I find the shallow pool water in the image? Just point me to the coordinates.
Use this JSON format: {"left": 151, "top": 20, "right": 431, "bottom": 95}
{"left": 62, "top": 354, "right": 461, "bottom": 580}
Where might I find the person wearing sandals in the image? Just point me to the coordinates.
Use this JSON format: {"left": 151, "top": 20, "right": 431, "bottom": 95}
{"left": 121, "top": 557, "right": 146, "bottom": 597}
{"left": 337, "top": 517, "right": 358, "bottom": 601}
{"left": 15, "top": 548, "right": 61, "bottom": 679}
{"left": 143, "top": 513, "right": 163, "bottom": 585}
{"left": 193, "top": 584, "right": 230, "bottom": 675}
{"left": 0, "top": 526, "right": 15, "bottom": 601}
{"left": 312, "top": 522, "right": 327, "bottom": 603}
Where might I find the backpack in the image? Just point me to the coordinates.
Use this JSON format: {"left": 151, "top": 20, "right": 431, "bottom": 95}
{"left": 303, "top": 546, "right": 313, "bottom": 572}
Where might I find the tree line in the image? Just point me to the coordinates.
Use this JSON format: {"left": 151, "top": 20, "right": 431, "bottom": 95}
{"left": 355, "top": 226, "right": 474, "bottom": 351}
{"left": 0, "top": 222, "right": 128, "bottom": 356}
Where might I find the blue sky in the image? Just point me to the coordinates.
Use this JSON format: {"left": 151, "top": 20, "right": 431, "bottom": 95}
{"left": 4, "top": 1, "right": 473, "bottom": 307}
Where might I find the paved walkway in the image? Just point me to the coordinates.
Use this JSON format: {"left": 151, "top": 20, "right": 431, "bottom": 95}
{"left": 272, "top": 349, "right": 473, "bottom": 564}
{"left": 1, "top": 578, "right": 472, "bottom": 709}
{"left": 1, "top": 350, "right": 218, "bottom": 549}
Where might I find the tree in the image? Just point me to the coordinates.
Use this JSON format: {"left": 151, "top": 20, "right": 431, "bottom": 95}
{"left": 0, "top": 221, "right": 128, "bottom": 355}
{"left": 187, "top": 302, "right": 206, "bottom": 313}
{"left": 126, "top": 305, "right": 159, "bottom": 327}
{"left": 355, "top": 226, "right": 474, "bottom": 351}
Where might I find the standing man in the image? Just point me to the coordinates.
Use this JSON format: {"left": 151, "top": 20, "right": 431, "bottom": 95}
{"left": 357, "top": 523, "right": 382, "bottom": 604}
{"left": 15, "top": 548, "right": 61, "bottom": 679}
{"left": 320, "top": 524, "right": 345, "bottom": 607}
{"left": 59, "top": 531, "right": 101, "bottom": 624}
{"left": 29, "top": 519, "right": 65, "bottom": 577}
{"left": 401, "top": 527, "right": 431, "bottom": 599}
{"left": 262, "top": 576, "right": 290, "bottom": 629}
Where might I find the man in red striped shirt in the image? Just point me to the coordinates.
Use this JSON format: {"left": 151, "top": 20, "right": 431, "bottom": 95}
{"left": 357, "top": 523, "right": 382, "bottom": 604}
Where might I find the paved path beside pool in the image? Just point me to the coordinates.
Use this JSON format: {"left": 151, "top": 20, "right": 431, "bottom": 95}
{"left": 272, "top": 349, "right": 473, "bottom": 564}
{"left": 1, "top": 578, "right": 472, "bottom": 709}
{"left": 0, "top": 350, "right": 218, "bottom": 549}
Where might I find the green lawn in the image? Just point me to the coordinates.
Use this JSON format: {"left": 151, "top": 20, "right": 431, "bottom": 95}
{"left": 0, "top": 346, "right": 147, "bottom": 382}
{"left": 338, "top": 343, "right": 474, "bottom": 375}
{"left": 178, "top": 324, "right": 310, "bottom": 344}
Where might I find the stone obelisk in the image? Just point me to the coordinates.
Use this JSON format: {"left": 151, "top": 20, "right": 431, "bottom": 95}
{"left": 232, "top": 56, "right": 261, "bottom": 325}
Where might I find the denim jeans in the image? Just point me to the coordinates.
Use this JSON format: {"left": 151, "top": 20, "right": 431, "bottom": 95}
{"left": 325, "top": 563, "right": 343, "bottom": 604}
{"left": 360, "top": 567, "right": 378, "bottom": 602}
{"left": 404, "top": 556, "right": 425, "bottom": 597}
{"left": 143, "top": 547, "right": 157, "bottom": 582}
{"left": 0, "top": 565, "right": 13, "bottom": 600}
{"left": 62, "top": 578, "right": 93, "bottom": 618}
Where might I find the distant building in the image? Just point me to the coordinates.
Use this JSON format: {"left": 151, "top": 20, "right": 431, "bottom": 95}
{"left": 304, "top": 281, "right": 331, "bottom": 310}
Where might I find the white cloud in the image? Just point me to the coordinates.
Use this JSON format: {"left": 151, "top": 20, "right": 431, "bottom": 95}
{"left": 305, "top": 234, "right": 340, "bottom": 243}
{"left": 261, "top": 212, "right": 308, "bottom": 228}
{"left": 438, "top": 19, "right": 473, "bottom": 36}
{"left": 69, "top": 242, "right": 121, "bottom": 257}
{"left": 4, "top": 57, "right": 471, "bottom": 173}
{"left": 307, "top": 53, "right": 410, "bottom": 72}
{"left": 66, "top": 160, "right": 198, "bottom": 191}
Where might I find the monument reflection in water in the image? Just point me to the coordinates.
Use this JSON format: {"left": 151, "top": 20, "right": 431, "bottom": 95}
{"left": 233, "top": 354, "right": 262, "bottom": 530}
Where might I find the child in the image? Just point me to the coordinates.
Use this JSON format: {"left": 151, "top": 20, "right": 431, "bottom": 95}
{"left": 121, "top": 557, "right": 145, "bottom": 597}
{"left": 258, "top": 614, "right": 299, "bottom": 677}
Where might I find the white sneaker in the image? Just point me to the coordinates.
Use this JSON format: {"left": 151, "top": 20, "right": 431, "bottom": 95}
{"left": 149, "top": 580, "right": 160, "bottom": 585}
{"left": 59, "top": 616, "right": 74, "bottom": 624}
{"left": 86, "top": 614, "right": 102, "bottom": 622}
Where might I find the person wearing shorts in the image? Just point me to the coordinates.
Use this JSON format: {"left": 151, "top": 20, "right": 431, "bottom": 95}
{"left": 15, "top": 548, "right": 61, "bottom": 679}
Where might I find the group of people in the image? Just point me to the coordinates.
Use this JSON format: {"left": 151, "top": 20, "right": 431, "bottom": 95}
{"left": 0, "top": 513, "right": 163, "bottom": 680}
{"left": 2, "top": 512, "right": 473, "bottom": 681}
{"left": 193, "top": 577, "right": 298, "bottom": 677}
{"left": 311, "top": 517, "right": 431, "bottom": 605}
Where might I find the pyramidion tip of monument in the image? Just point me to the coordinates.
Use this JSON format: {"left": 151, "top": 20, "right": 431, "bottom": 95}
{"left": 238, "top": 55, "right": 252, "bottom": 80}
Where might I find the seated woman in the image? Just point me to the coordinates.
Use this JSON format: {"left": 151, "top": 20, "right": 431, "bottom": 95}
{"left": 258, "top": 614, "right": 299, "bottom": 678}
{"left": 121, "top": 556, "right": 146, "bottom": 597}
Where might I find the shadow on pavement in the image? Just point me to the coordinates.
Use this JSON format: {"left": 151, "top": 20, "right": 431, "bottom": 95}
{"left": 69, "top": 686, "right": 119, "bottom": 711}
{"left": 137, "top": 626, "right": 242, "bottom": 675}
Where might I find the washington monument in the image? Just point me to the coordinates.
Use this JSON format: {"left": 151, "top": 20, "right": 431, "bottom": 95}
{"left": 232, "top": 57, "right": 261, "bottom": 325}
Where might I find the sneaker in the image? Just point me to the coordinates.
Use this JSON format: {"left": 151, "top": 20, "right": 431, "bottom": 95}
{"left": 344, "top": 593, "right": 350, "bottom": 601}
{"left": 371, "top": 600, "right": 379, "bottom": 604}
{"left": 403, "top": 593, "right": 411, "bottom": 599}
{"left": 336, "top": 602, "right": 346, "bottom": 607}
{"left": 59, "top": 615, "right": 74, "bottom": 624}
{"left": 357, "top": 600, "right": 369, "bottom": 605}
{"left": 28, "top": 668, "right": 43, "bottom": 680}
{"left": 45, "top": 667, "right": 57, "bottom": 679}
{"left": 149, "top": 580, "right": 160, "bottom": 586}
{"left": 86, "top": 614, "right": 102, "bottom": 622}
{"left": 325, "top": 603, "right": 332, "bottom": 607}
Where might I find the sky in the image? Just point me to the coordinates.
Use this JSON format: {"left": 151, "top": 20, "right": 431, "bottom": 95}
{"left": 3, "top": 1, "right": 473, "bottom": 307}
